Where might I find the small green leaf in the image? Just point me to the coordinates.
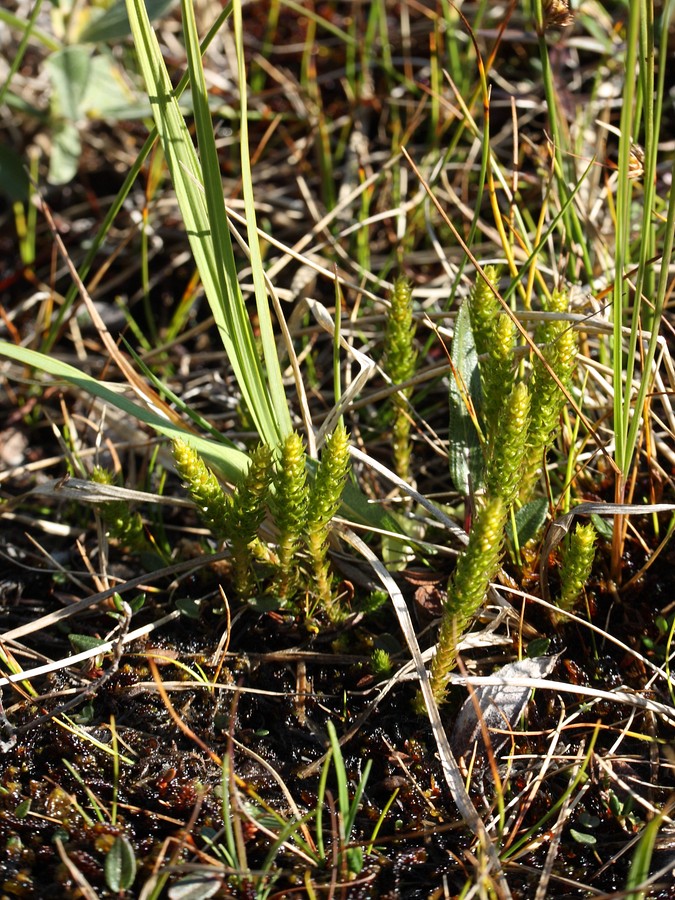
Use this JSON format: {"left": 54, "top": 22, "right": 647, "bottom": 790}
{"left": 79, "top": 0, "right": 177, "bottom": 43}
{"left": 73, "top": 702, "right": 95, "bottom": 725}
{"left": 527, "top": 637, "right": 551, "bottom": 658}
{"left": 247, "top": 595, "right": 284, "bottom": 612}
{"left": 590, "top": 513, "right": 614, "bottom": 539}
{"left": 14, "top": 799, "right": 31, "bottom": 819}
{"left": 346, "top": 846, "right": 364, "bottom": 875}
{"left": 175, "top": 598, "right": 201, "bottom": 619}
{"left": 68, "top": 633, "right": 106, "bottom": 653}
{"left": 105, "top": 834, "right": 137, "bottom": 892}
{"left": 507, "top": 496, "right": 549, "bottom": 546}
{"left": 577, "top": 812, "right": 600, "bottom": 828}
{"left": 608, "top": 791, "right": 624, "bottom": 817}
{"left": 569, "top": 828, "right": 596, "bottom": 846}
{"left": 45, "top": 46, "right": 92, "bottom": 121}
{"left": 128, "top": 594, "right": 145, "bottom": 614}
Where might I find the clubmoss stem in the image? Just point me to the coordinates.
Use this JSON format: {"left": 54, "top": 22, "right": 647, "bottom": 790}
{"left": 557, "top": 521, "right": 597, "bottom": 615}
{"left": 305, "top": 424, "right": 351, "bottom": 621}
{"left": 270, "top": 432, "right": 308, "bottom": 603}
{"left": 428, "top": 496, "right": 506, "bottom": 705}
{"left": 383, "top": 276, "right": 417, "bottom": 484}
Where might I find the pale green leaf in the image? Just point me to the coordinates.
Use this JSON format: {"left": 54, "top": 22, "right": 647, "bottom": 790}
{"left": 79, "top": 0, "right": 177, "bottom": 43}
{"left": 448, "top": 301, "right": 483, "bottom": 495}
{"left": 48, "top": 120, "right": 81, "bottom": 184}
{"left": 507, "top": 497, "right": 549, "bottom": 546}
{"left": 105, "top": 835, "right": 137, "bottom": 892}
{"left": 80, "top": 54, "right": 136, "bottom": 117}
{"left": 45, "top": 46, "right": 92, "bottom": 120}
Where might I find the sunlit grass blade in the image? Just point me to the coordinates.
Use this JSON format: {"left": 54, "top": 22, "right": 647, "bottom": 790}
{"left": 533, "top": 0, "right": 592, "bottom": 279}
{"left": 0, "top": 341, "right": 249, "bottom": 480}
{"left": 42, "top": 6, "right": 232, "bottom": 354}
{"left": 624, "top": 814, "right": 662, "bottom": 900}
{"left": 230, "top": 0, "right": 293, "bottom": 435}
{"left": 125, "top": 0, "right": 289, "bottom": 448}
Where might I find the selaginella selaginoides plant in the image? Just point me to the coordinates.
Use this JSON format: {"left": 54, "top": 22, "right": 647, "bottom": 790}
{"left": 305, "top": 422, "right": 351, "bottom": 621}
{"left": 467, "top": 265, "right": 517, "bottom": 447}
{"left": 91, "top": 466, "right": 151, "bottom": 554}
{"left": 382, "top": 276, "right": 417, "bottom": 484}
{"left": 172, "top": 438, "right": 273, "bottom": 600}
{"left": 269, "top": 431, "right": 309, "bottom": 604}
{"left": 173, "top": 429, "right": 351, "bottom": 620}
{"left": 427, "top": 380, "right": 531, "bottom": 705}
{"left": 554, "top": 521, "right": 597, "bottom": 623}
{"left": 520, "top": 287, "right": 578, "bottom": 501}
{"left": 425, "top": 279, "right": 579, "bottom": 705}
{"left": 270, "top": 427, "right": 352, "bottom": 620}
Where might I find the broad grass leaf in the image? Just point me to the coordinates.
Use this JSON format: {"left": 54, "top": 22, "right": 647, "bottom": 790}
{"left": 0, "top": 341, "right": 250, "bottom": 481}
{"left": 125, "top": 0, "right": 291, "bottom": 448}
{"left": 448, "top": 300, "right": 483, "bottom": 495}
{"left": 79, "top": 0, "right": 176, "bottom": 43}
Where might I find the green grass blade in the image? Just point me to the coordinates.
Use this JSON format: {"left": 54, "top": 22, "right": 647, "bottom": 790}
{"left": 0, "top": 6, "right": 60, "bottom": 52}
{"left": 624, "top": 147, "right": 675, "bottom": 468}
{"left": 0, "top": 0, "right": 46, "bottom": 108}
{"left": 125, "top": 0, "right": 285, "bottom": 448}
{"left": 533, "top": 0, "right": 592, "bottom": 279}
{"left": 622, "top": 0, "right": 674, "bottom": 475}
{"left": 43, "top": 3, "right": 232, "bottom": 354}
{"left": 0, "top": 341, "right": 249, "bottom": 480}
{"left": 231, "top": 0, "right": 292, "bottom": 437}
{"left": 612, "top": 0, "right": 641, "bottom": 481}
{"left": 624, "top": 814, "right": 662, "bottom": 900}
{"left": 326, "top": 721, "right": 349, "bottom": 841}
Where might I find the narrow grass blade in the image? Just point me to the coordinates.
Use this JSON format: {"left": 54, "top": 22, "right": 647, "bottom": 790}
{"left": 231, "top": 0, "right": 292, "bottom": 436}
{"left": 624, "top": 815, "right": 662, "bottom": 900}
{"left": 44, "top": 6, "right": 231, "bottom": 353}
{"left": 0, "top": 341, "right": 249, "bottom": 480}
{"left": 125, "top": 0, "right": 287, "bottom": 447}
